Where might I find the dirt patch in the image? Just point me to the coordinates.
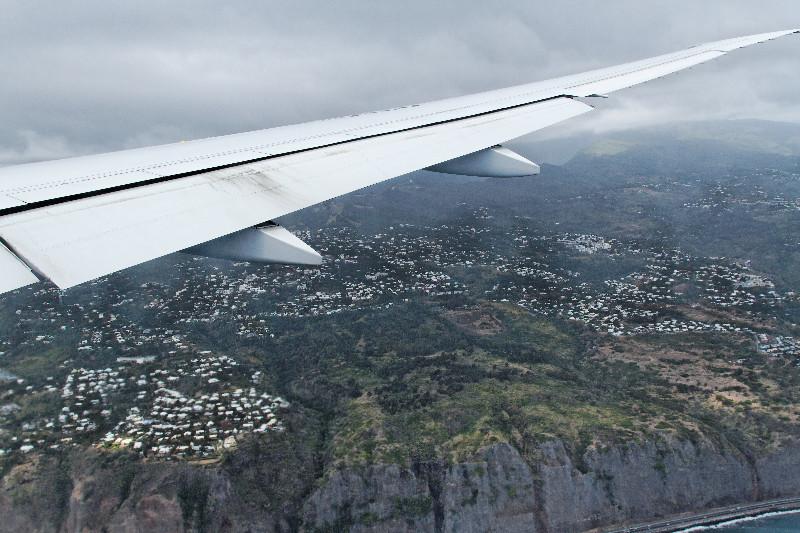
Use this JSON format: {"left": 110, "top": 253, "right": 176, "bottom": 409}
{"left": 443, "top": 307, "right": 503, "bottom": 336}
{"left": 596, "top": 336, "right": 755, "bottom": 402}
{"left": 679, "top": 304, "right": 776, "bottom": 331}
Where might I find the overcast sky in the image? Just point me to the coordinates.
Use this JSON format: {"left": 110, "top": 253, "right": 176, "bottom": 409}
{"left": 0, "top": 1, "right": 798, "bottom": 165}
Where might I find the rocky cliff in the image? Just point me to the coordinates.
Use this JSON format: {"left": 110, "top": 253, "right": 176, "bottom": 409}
{"left": 3, "top": 434, "right": 800, "bottom": 532}
{"left": 301, "top": 436, "right": 800, "bottom": 532}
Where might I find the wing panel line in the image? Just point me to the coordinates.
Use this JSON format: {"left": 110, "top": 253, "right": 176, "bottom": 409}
{"left": 0, "top": 96, "right": 573, "bottom": 218}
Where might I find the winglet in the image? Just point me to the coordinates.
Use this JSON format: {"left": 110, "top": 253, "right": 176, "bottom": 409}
{"left": 565, "top": 29, "right": 800, "bottom": 97}
{"left": 711, "top": 29, "right": 800, "bottom": 52}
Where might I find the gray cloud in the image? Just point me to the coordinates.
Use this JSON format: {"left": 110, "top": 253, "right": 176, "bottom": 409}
{"left": 0, "top": 0, "right": 798, "bottom": 165}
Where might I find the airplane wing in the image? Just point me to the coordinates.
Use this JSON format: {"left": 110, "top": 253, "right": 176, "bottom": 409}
{"left": 0, "top": 29, "right": 797, "bottom": 294}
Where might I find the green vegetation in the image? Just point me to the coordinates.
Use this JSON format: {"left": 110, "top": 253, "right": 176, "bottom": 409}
{"left": 320, "top": 304, "right": 697, "bottom": 468}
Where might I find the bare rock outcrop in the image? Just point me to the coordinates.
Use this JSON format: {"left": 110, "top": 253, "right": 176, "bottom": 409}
{"left": 302, "top": 436, "right": 800, "bottom": 532}
{"left": 2, "top": 435, "right": 800, "bottom": 532}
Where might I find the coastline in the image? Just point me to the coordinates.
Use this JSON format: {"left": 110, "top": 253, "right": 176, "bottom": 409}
{"left": 679, "top": 509, "right": 800, "bottom": 531}
{"left": 600, "top": 497, "right": 800, "bottom": 533}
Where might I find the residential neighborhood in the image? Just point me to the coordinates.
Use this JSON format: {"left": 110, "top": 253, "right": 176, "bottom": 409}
{"left": 2, "top": 207, "right": 800, "bottom": 459}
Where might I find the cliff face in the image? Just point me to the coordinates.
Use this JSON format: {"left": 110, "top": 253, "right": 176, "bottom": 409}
{"left": 2, "top": 436, "right": 800, "bottom": 533}
{"left": 533, "top": 438, "right": 755, "bottom": 532}
{"left": 0, "top": 427, "right": 322, "bottom": 533}
{"left": 301, "top": 437, "right": 800, "bottom": 533}
{"left": 302, "top": 444, "right": 539, "bottom": 533}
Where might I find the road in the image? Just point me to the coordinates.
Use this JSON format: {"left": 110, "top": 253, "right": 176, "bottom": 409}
{"left": 602, "top": 497, "right": 800, "bottom": 532}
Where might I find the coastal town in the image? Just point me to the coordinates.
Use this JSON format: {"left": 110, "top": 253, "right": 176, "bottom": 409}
{"left": 682, "top": 180, "right": 800, "bottom": 213}
{"left": 2, "top": 207, "right": 800, "bottom": 459}
{"left": 0, "top": 351, "right": 289, "bottom": 460}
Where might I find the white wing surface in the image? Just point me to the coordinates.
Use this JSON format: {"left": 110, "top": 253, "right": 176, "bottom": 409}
{"left": 0, "top": 29, "right": 797, "bottom": 293}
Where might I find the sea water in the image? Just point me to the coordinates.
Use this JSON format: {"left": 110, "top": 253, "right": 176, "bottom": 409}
{"left": 679, "top": 510, "right": 800, "bottom": 532}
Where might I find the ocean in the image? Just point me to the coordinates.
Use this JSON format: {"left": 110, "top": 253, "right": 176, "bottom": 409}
{"left": 679, "top": 510, "right": 800, "bottom": 532}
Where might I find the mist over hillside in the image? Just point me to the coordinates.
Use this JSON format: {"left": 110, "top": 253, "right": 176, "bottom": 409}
{"left": 285, "top": 119, "right": 800, "bottom": 284}
{"left": 512, "top": 120, "right": 800, "bottom": 165}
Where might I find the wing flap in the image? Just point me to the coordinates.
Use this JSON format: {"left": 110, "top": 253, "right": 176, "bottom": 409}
{"left": 0, "top": 98, "right": 592, "bottom": 288}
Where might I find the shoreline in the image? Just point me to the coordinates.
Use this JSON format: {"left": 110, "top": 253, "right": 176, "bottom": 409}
{"left": 679, "top": 508, "right": 800, "bottom": 531}
{"left": 601, "top": 496, "right": 800, "bottom": 533}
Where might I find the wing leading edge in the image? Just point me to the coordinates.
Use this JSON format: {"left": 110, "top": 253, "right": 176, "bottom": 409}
{"left": 0, "top": 29, "right": 797, "bottom": 294}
